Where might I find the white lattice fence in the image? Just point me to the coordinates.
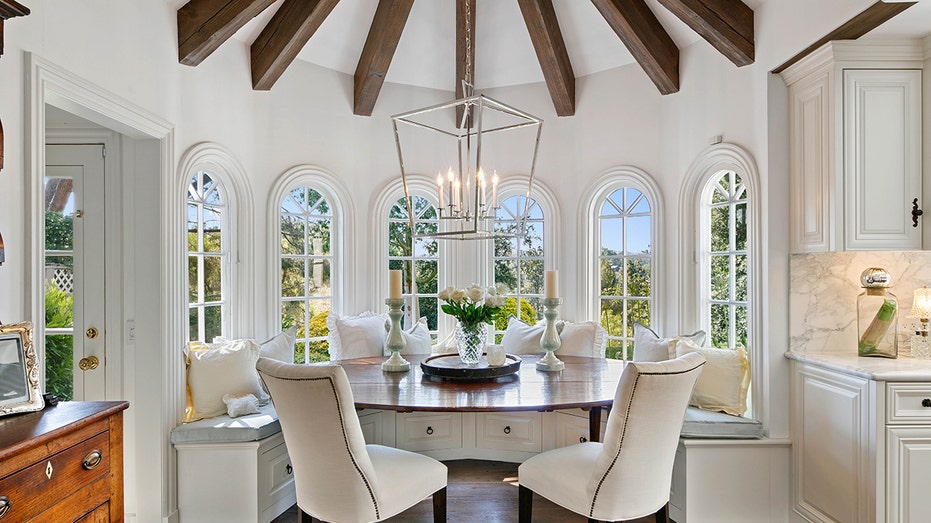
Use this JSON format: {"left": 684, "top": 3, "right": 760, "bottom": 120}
{"left": 52, "top": 268, "right": 74, "bottom": 295}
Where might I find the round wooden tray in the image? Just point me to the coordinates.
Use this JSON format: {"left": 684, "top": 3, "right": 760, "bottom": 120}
{"left": 420, "top": 353, "right": 522, "bottom": 381}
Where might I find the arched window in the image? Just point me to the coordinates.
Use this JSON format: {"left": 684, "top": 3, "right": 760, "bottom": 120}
{"left": 703, "top": 170, "right": 749, "bottom": 348}
{"left": 388, "top": 194, "right": 440, "bottom": 335}
{"left": 583, "top": 168, "right": 662, "bottom": 361}
{"left": 493, "top": 195, "right": 546, "bottom": 334}
{"left": 187, "top": 170, "right": 229, "bottom": 342}
{"left": 269, "top": 166, "right": 350, "bottom": 363}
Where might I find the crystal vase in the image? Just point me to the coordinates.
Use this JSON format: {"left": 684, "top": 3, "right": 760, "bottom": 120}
{"left": 455, "top": 322, "right": 487, "bottom": 365}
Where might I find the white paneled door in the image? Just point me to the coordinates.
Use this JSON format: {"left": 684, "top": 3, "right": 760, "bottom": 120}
{"left": 44, "top": 144, "right": 106, "bottom": 401}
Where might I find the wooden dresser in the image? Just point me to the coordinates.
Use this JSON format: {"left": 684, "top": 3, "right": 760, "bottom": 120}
{"left": 0, "top": 401, "right": 129, "bottom": 522}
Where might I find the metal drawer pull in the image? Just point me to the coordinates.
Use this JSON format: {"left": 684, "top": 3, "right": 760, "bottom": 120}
{"left": 82, "top": 450, "right": 103, "bottom": 470}
{"left": 0, "top": 496, "right": 10, "bottom": 519}
{"left": 503, "top": 425, "right": 511, "bottom": 435}
{"left": 922, "top": 398, "right": 931, "bottom": 408}
{"left": 426, "top": 426, "right": 434, "bottom": 435}
{"left": 580, "top": 436, "right": 588, "bottom": 443}
{"left": 286, "top": 464, "right": 292, "bottom": 475}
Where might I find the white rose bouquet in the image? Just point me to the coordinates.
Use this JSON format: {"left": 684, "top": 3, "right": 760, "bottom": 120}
{"left": 437, "top": 283, "right": 509, "bottom": 328}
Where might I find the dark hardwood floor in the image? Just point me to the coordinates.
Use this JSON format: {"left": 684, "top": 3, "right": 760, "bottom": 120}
{"left": 271, "top": 459, "right": 664, "bottom": 522}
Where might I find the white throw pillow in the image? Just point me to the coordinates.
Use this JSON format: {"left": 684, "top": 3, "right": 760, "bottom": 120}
{"left": 500, "top": 316, "right": 545, "bottom": 355}
{"left": 674, "top": 338, "right": 750, "bottom": 417}
{"left": 633, "top": 323, "right": 706, "bottom": 362}
{"left": 184, "top": 338, "right": 269, "bottom": 421}
{"left": 558, "top": 320, "right": 608, "bottom": 358}
{"left": 259, "top": 327, "right": 297, "bottom": 363}
{"left": 326, "top": 311, "right": 388, "bottom": 360}
{"left": 399, "top": 317, "right": 433, "bottom": 355}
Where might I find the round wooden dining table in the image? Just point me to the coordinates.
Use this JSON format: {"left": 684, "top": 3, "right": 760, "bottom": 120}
{"left": 336, "top": 354, "right": 628, "bottom": 442}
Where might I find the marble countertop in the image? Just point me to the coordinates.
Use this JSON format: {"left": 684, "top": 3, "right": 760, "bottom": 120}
{"left": 785, "top": 351, "right": 931, "bottom": 381}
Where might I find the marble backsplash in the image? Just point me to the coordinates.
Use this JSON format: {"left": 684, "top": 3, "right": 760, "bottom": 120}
{"left": 790, "top": 251, "right": 931, "bottom": 354}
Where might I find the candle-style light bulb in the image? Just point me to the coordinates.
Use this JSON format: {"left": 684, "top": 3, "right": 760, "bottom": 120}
{"left": 478, "top": 169, "right": 486, "bottom": 207}
{"left": 436, "top": 173, "right": 444, "bottom": 209}
{"left": 492, "top": 171, "right": 499, "bottom": 208}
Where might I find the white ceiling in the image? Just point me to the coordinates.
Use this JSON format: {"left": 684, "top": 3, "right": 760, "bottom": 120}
{"left": 228, "top": 0, "right": 931, "bottom": 93}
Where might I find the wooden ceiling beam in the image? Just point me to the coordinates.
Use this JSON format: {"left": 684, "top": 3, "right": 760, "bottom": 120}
{"left": 0, "top": 0, "right": 30, "bottom": 58}
{"left": 177, "top": 0, "right": 276, "bottom": 66}
{"left": 251, "top": 0, "right": 340, "bottom": 91}
{"left": 657, "top": 0, "right": 754, "bottom": 66}
{"left": 592, "top": 0, "right": 679, "bottom": 95}
{"left": 772, "top": 1, "right": 916, "bottom": 74}
{"left": 517, "top": 0, "right": 576, "bottom": 116}
{"left": 353, "top": 0, "right": 414, "bottom": 116}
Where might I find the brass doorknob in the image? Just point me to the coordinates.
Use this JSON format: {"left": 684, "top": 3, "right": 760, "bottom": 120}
{"left": 85, "top": 327, "right": 99, "bottom": 339}
{"left": 79, "top": 356, "right": 99, "bottom": 371}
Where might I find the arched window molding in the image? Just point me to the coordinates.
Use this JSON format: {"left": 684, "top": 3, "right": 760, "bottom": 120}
{"left": 267, "top": 165, "right": 353, "bottom": 356}
{"left": 372, "top": 175, "right": 450, "bottom": 335}
{"left": 484, "top": 176, "right": 559, "bottom": 329}
{"left": 176, "top": 142, "right": 254, "bottom": 340}
{"left": 580, "top": 167, "right": 665, "bottom": 338}
{"left": 678, "top": 142, "right": 763, "bottom": 417}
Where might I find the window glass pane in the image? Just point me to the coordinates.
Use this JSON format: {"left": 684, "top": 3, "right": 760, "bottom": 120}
{"left": 187, "top": 204, "right": 198, "bottom": 251}
{"left": 281, "top": 300, "right": 305, "bottom": 332}
{"left": 600, "top": 218, "right": 624, "bottom": 253}
{"left": 294, "top": 341, "right": 308, "bottom": 364}
{"left": 188, "top": 175, "right": 199, "bottom": 200}
{"left": 626, "top": 258, "right": 651, "bottom": 297}
{"left": 188, "top": 257, "right": 198, "bottom": 302}
{"left": 307, "top": 340, "right": 329, "bottom": 363}
{"left": 631, "top": 195, "right": 651, "bottom": 214}
{"left": 735, "top": 202, "right": 748, "bottom": 251}
{"left": 305, "top": 189, "right": 324, "bottom": 213}
{"left": 600, "top": 258, "right": 623, "bottom": 296}
{"left": 606, "top": 339, "right": 625, "bottom": 361}
{"left": 45, "top": 334, "right": 73, "bottom": 401}
{"left": 203, "top": 207, "right": 222, "bottom": 252}
{"left": 308, "top": 220, "right": 330, "bottom": 255}
{"left": 710, "top": 206, "right": 729, "bottom": 252}
{"left": 418, "top": 296, "right": 438, "bottom": 331}
{"left": 390, "top": 198, "right": 408, "bottom": 219}
{"left": 625, "top": 188, "right": 643, "bottom": 210}
{"left": 600, "top": 299, "right": 625, "bottom": 337}
{"left": 524, "top": 223, "right": 544, "bottom": 253}
{"left": 526, "top": 202, "right": 543, "bottom": 220}
{"left": 189, "top": 307, "right": 199, "bottom": 341}
{"left": 414, "top": 233, "right": 437, "bottom": 257}
{"left": 494, "top": 236, "right": 518, "bottom": 258}
{"left": 626, "top": 300, "right": 650, "bottom": 337}
{"left": 496, "top": 260, "right": 519, "bottom": 291}
{"left": 735, "top": 254, "right": 748, "bottom": 302}
{"left": 280, "top": 216, "right": 305, "bottom": 255}
{"left": 710, "top": 303, "right": 729, "bottom": 348}
{"left": 736, "top": 306, "right": 748, "bottom": 348}
{"left": 627, "top": 216, "right": 651, "bottom": 254}
{"left": 308, "top": 259, "right": 330, "bottom": 296}
{"left": 282, "top": 190, "right": 304, "bottom": 214}
{"left": 520, "top": 260, "right": 544, "bottom": 295}
{"left": 281, "top": 258, "right": 305, "bottom": 298}
{"left": 203, "top": 256, "right": 223, "bottom": 302}
{"left": 415, "top": 260, "right": 438, "bottom": 293}
{"left": 711, "top": 255, "right": 729, "bottom": 301}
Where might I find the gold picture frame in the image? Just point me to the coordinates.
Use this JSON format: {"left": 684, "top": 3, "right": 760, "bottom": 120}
{"left": 0, "top": 321, "right": 44, "bottom": 416}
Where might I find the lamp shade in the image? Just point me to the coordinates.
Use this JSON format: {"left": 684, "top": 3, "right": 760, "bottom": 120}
{"left": 908, "top": 287, "right": 931, "bottom": 319}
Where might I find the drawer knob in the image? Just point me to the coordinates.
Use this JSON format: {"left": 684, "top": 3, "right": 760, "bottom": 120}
{"left": 0, "top": 496, "right": 10, "bottom": 519}
{"left": 922, "top": 398, "right": 931, "bottom": 408}
{"left": 503, "top": 425, "right": 511, "bottom": 435}
{"left": 426, "top": 426, "right": 434, "bottom": 435}
{"left": 580, "top": 436, "right": 588, "bottom": 443}
{"left": 286, "top": 464, "right": 292, "bottom": 475}
{"left": 82, "top": 450, "right": 103, "bottom": 470}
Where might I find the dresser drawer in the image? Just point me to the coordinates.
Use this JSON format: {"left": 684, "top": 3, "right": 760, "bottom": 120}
{"left": 396, "top": 413, "right": 461, "bottom": 452}
{"left": 0, "top": 431, "right": 110, "bottom": 521}
{"left": 887, "top": 383, "right": 931, "bottom": 424}
{"left": 258, "top": 435, "right": 296, "bottom": 517}
{"left": 476, "top": 412, "right": 543, "bottom": 452}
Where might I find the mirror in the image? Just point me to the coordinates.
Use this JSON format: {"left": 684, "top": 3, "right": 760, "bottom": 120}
{"left": 0, "top": 321, "right": 44, "bottom": 416}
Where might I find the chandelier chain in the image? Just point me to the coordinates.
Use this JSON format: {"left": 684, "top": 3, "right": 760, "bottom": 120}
{"left": 465, "top": 0, "right": 472, "bottom": 86}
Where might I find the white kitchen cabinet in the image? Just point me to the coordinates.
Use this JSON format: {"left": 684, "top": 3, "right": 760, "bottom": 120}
{"left": 789, "top": 354, "right": 931, "bottom": 522}
{"left": 781, "top": 40, "right": 923, "bottom": 253}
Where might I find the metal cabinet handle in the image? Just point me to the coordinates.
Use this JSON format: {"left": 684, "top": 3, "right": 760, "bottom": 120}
{"left": 286, "top": 464, "right": 293, "bottom": 475}
{"left": 503, "top": 425, "right": 511, "bottom": 435}
{"left": 426, "top": 426, "right": 434, "bottom": 435}
{"left": 0, "top": 496, "right": 10, "bottom": 519}
{"left": 913, "top": 198, "right": 924, "bottom": 228}
{"left": 580, "top": 436, "right": 588, "bottom": 443}
{"left": 922, "top": 398, "right": 931, "bottom": 408}
{"left": 82, "top": 450, "right": 102, "bottom": 470}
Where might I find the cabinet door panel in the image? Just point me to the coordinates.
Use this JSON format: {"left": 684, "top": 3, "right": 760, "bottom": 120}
{"left": 844, "top": 69, "right": 922, "bottom": 250}
{"left": 887, "top": 427, "right": 931, "bottom": 522}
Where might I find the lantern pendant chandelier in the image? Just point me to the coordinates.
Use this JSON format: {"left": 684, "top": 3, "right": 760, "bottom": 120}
{"left": 391, "top": 1, "right": 543, "bottom": 240}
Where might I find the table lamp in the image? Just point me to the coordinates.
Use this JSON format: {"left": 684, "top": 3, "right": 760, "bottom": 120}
{"left": 907, "top": 286, "right": 931, "bottom": 359}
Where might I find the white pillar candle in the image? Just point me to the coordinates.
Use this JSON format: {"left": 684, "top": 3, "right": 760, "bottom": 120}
{"left": 389, "top": 270, "right": 402, "bottom": 299}
{"left": 436, "top": 173, "right": 444, "bottom": 209}
{"left": 545, "top": 270, "right": 558, "bottom": 299}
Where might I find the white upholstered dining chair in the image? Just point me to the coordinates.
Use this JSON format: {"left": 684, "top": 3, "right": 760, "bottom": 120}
{"left": 256, "top": 358, "right": 447, "bottom": 523}
{"left": 518, "top": 352, "right": 705, "bottom": 523}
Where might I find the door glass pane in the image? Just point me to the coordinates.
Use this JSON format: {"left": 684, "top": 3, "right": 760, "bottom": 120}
{"left": 45, "top": 334, "right": 74, "bottom": 401}
{"left": 45, "top": 178, "right": 75, "bottom": 250}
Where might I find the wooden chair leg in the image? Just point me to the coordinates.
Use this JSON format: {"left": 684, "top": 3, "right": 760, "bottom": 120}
{"left": 433, "top": 486, "right": 447, "bottom": 522}
{"left": 654, "top": 502, "right": 668, "bottom": 523}
{"left": 518, "top": 485, "right": 533, "bottom": 523}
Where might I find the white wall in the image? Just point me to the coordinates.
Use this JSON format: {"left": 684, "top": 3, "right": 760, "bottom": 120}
{"left": 0, "top": 0, "right": 894, "bottom": 521}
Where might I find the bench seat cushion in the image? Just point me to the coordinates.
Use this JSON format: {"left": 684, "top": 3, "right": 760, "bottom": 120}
{"left": 171, "top": 403, "right": 280, "bottom": 445}
{"left": 680, "top": 407, "right": 762, "bottom": 439}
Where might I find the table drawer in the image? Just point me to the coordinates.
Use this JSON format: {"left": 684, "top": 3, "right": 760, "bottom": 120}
{"left": 258, "top": 434, "right": 296, "bottom": 519}
{"left": 0, "top": 431, "right": 110, "bottom": 521}
{"left": 887, "top": 383, "right": 931, "bottom": 423}
{"left": 476, "top": 412, "right": 542, "bottom": 453}
{"left": 396, "top": 413, "right": 461, "bottom": 452}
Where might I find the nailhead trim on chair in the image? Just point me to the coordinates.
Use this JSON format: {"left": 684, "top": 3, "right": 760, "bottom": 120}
{"left": 264, "top": 374, "right": 380, "bottom": 521}
{"left": 588, "top": 363, "right": 704, "bottom": 518}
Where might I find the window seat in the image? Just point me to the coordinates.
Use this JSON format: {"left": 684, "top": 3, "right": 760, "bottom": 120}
{"left": 170, "top": 403, "right": 280, "bottom": 444}
{"left": 680, "top": 407, "right": 763, "bottom": 439}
